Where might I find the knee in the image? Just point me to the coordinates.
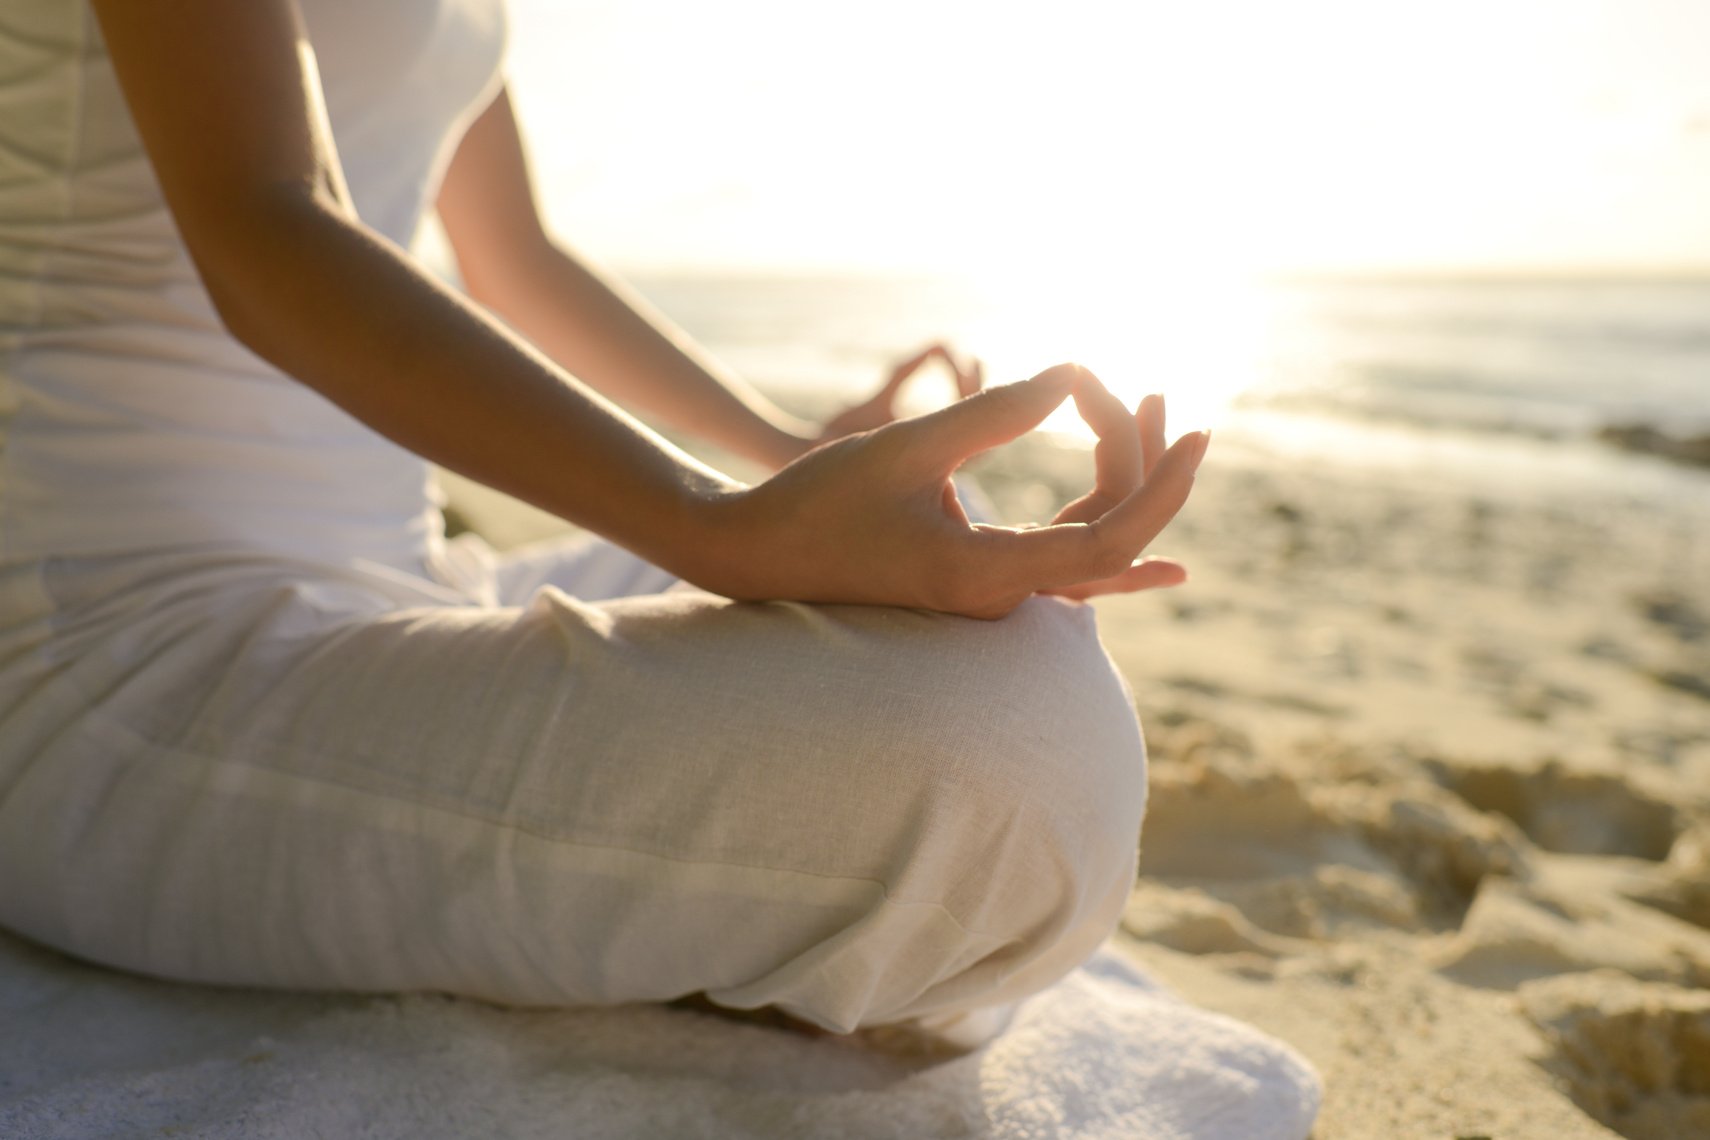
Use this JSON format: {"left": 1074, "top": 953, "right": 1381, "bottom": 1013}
{"left": 951, "top": 594, "right": 1144, "bottom": 888}
{"left": 698, "top": 595, "right": 1148, "bottom": 1032}
{"left": 880, "top": 596, "right": 1147, "bottom": 983}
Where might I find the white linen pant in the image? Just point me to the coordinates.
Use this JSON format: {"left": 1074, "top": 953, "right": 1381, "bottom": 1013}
{"left": 0, "top": 533, "right": 1148, "bottom": 1036}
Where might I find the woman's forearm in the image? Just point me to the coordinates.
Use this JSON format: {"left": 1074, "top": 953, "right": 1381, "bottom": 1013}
{"left": 212, "top": 190, "right": 741, "bottom": 577}
{"left": 461, "top": 243, "right": 817, "bottom": 471}
{"left": 434, "top": 88, "right": 814, "bottom": 471}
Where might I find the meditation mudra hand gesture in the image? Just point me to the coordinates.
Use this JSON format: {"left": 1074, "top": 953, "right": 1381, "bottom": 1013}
{"left": 712, "top": 361, "right": 1205, "bottom": 619}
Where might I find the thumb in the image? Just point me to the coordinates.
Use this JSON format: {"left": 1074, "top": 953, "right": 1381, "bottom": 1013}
{"left": 897, "top": 363, "right": 1080, "bottom": 473}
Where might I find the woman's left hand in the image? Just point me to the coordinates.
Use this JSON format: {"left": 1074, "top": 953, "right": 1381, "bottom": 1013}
{"left": 689, "top": 364, "right": 1206, "bottom": 619}
{"left": 813, "top": 346, "right": 1186, "bottom": 602}
{"left": 815, "top": 342, "right": 984, "bottom": 444}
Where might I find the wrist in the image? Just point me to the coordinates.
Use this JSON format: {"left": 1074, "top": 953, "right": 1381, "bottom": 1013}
{"left": 670, "top": 478, "right": 766, "bottom": 597}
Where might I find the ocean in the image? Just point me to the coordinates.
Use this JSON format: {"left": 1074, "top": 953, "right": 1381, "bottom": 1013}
{"left": 1256, "top": 278, "right": 1710, "bottom": 437}
{"left": 623, "top": 272, "right": 1710, "bottom": 503}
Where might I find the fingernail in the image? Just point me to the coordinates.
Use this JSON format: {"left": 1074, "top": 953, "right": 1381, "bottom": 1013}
{"left": 1193, "top": 430, "right": 1211, "bottom": 468}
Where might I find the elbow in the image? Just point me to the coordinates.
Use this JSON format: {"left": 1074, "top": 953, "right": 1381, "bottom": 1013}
{"left": 197, "top": 255, "right": 307, "bottom": 373}
{"left": 198, "top": 265, "right": 267, "bottom": 354}
{"left": 178, "top": 187, "right": 353, "bottom": 365}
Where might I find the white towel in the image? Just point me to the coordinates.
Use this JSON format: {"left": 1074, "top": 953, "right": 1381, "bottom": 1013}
{"left": 0, "top": 931, "right": 1319, "bottom": 1139}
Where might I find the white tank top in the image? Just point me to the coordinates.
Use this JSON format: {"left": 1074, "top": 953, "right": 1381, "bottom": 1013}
{"left": 0, "top": 0, "right": 507, "bottom": 569}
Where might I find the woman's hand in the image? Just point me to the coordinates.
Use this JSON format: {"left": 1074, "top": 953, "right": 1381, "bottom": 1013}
{"left": 1039, "top": 385, "right": 1191, "bottom": 601}
{"left": 691, "top": 363, "right": 1207, "bottom": 619}
{"left": 814, "top": 342, "right": 984, "bottom": 444}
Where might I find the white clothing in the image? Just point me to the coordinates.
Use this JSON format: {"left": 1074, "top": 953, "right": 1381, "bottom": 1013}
{"left": 0, "top": 0, "right": 1152, "bottom": 1038}
{"left": 0, "top": 0, "right": 502, "bottom": 568}
{"left": 0, "top": 540, "right": 1147, "bottom": 1034}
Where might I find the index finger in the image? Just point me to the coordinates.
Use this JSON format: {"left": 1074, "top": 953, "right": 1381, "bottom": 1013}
{"left": 882, "top": 344, "right": 941, "bottom": 398}
{"left": 956, "top": 354, "right": 985, "bottom": 399}
{"left": 1072, "top": 370, "right": 1143, "bottom": 511}
{"left": 995, "top": 429, "right": 1208, "bottom": 591}
{"left": 1139, "top": 394, "right": 1166, "bottom": 479}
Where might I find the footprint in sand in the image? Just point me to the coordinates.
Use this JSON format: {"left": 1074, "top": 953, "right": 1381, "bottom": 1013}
{"left": 1136, "top": 753, "right": 1529, "bottom": 942}
{"left": 1424, "top": 756, "right": 1681, "bottom": 862}
{"left": 1619, "top": 826, "right": 1710, "bottom": 932}
{"left": 1520, "top": 969, "right": 1710, "bottom": 1140}
{"left": 1434, "top": 877, "right": 1710, "bottom": 992}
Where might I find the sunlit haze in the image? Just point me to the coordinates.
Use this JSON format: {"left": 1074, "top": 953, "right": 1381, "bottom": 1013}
{"left": 507, "top": 0, "right": 1710, "bottom": 278}
{"left": 500, "top": 0, "right": 1710, "bottom": 429}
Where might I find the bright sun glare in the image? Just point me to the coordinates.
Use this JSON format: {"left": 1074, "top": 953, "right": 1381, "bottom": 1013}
{"left": 931, "top": 269, "right": 1267, "bottom": 439}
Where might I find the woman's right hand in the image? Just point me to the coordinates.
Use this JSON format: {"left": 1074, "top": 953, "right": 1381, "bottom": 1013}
{"left": 691, "top": 364, "right": 1208, "bottom": 619}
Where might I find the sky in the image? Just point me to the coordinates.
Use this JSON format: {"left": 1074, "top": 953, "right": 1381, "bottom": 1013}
{"left": 502, "top": 0, "right": 1710, "bottom": 280}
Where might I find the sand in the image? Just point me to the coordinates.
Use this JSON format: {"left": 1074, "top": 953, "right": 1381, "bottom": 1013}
{"left": 437, "top": 423, "right": 1710, "bottom": 1139}
{"left": 1075, "top": 428, "right": 1710, "bottom": 1140}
